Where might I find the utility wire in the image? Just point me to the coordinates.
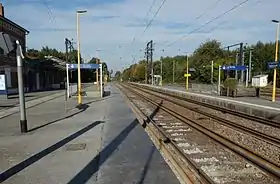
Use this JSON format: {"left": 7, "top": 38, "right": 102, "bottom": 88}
{"left": 145, "top": 0, "right": 157, "bottom": 24}
{"left": 131, "top": 0, "right": 167, "bottom": 46}
{"left": 141, "top": 0, "right": 167, "bottom": 37}
{"left": 166, "top": 0, "right": 250, "bottom": 47}
{"left": 194, "top": 0, "right": 224, "bottom": 22}
{"left": 155, "top": 0, "right": 224, "bottom": 50}
{"left": 41, "top": 0, "right": 58, "bottom": 31}
{"left": 130, "top": 0, "right": 166, "bottom": 63}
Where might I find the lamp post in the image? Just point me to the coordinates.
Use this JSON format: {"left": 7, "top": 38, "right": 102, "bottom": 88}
{"left": 272, "top": 19, "right": 279, "bottom": 102}
{"left": 76, "top": 10, "right": 87, "bottom": 105}
{"left": 96, "top": 49, "right": 100, "bottom": 90}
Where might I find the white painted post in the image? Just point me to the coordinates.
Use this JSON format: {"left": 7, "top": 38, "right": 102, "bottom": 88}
{"left": 66, "top": 64, "right": 70, "bottom": 98}
{"left": 246, "top": 66, "right": 249, "bottom": 88}
{"left": 218, "top": 65, "right": 221, "bottom": 96}
{"left": 211, "top": 60, "right": 214, "bottom": 84}
{"left": 100, "top": 64, "right": 103, "bottom": 98}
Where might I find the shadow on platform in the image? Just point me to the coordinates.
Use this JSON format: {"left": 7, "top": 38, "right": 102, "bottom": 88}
{"left": 67, "top": 101, "right": 162, "bottom": 184}
{"left": 0, "top": 120, "right": 104, "bottom": 183}
{"left": 28, "top": 94, "right": 116, "bottom": 132}
{"left": 67, "top": 119, "right": 139, "bottom": 184}
{"left": 0, "top": 105, "right": 16, "bottom": 108}
{"left": 7, "top": 95, "right": 35, "bottom": 99}
{"left": 137, "top": 146, "right": 156, "bottom": 184}
{"left": 28, "top": 103, "right": 91, "bottom": 132}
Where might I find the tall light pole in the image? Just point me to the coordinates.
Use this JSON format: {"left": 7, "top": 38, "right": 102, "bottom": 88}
{"left": 96, "top": 49, "right": 100, "bottom": 89}
{"left": 272, "top": 19, "right": 279, "bottom": 102}
{"left": 160, "top": 49, "right": 164, "bottom": 86}
{"left": 76, "top": 10, "right": 87, "bottom": 105}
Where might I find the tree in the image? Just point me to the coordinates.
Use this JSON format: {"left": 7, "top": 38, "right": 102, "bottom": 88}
{"left": 26, "top": 46, "right": 80, "bottom": 63}
{"left": 26, "top": 48, "right": 40, "bottom": 58}
{"left": 121, "top": 39, "right": 279, "bottom": 86}
{"left": 115, "top": 71, "right": 121, "bottom": 81}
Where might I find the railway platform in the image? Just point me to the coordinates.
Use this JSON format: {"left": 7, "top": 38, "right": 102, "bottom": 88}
{"left": 164, "top": 84, "right": 280, "bottom": 108}
{"left": 132, "top": 83, "right": 280, "bottom": 121}
{"left": 0, "top": 84, "right": 179, "bottom": 184}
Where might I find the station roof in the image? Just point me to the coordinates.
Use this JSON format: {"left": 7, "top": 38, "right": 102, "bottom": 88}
{"left": 25, "top": 56, "right": 68, "bottom": 71}
{"left": 0, "top": 16, "right": 29, "bottom": 34}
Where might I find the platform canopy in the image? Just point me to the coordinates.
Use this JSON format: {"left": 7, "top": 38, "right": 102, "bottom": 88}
{"left": 25, "top": 56, "right": 68, "bottom": 71}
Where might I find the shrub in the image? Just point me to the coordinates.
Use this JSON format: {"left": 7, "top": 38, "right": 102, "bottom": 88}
{"left": 223, "top": 78, "right": 238, "bottom": 97}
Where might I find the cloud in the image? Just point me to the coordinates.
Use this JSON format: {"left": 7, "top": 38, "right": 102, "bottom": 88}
{"left": 2, "top": 0, "right": 280, "bottom": 72}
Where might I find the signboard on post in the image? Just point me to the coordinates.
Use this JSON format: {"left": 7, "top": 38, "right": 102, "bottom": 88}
{"left": 184, "top": 73, "right": 191, "bottom": 91}
{"left": 0, "top": 74, "right": 6, "bottom": 91}
{"left": 69, "top": 63, "right": 99, "bottom": 70}
{"left": 268, "top": 62, "right": 280, "bottom": 69}
{"left": 221, "top": 65, "right": 246, "bottom": 71}
{"left": 0, "top": 74, "right": 8, "bottom": 98}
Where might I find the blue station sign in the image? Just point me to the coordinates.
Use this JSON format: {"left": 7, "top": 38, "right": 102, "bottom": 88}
{"left": 268, "top": 62, "right": 280, "bottom": 69}
{"left": 221, "top": 65, "right": 247, "bottom": 71}
{"left": 68, "top": 63, "right": 100, "bottom": 69}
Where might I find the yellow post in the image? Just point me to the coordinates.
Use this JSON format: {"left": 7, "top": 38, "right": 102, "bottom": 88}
{"left": 186, "top": 56, "right": 189, "bottom": 91}
{"left": 76, "top": 12, "right": 82, "bottom": 105}
{"left": 76, "top": 10, "right": 87, "bottom": 105}
{"left": 272, "top": 20, "right": 279, "bottom": 102}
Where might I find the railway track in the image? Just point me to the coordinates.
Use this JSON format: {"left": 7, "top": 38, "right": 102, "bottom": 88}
{"left": 138, "top": 84, "right": 280, "bottom": 128}
{"left": 130, "top": 84, "right": 280, "bottom": 147}
{"left": 118, "top": 83, "right": 280, "bottom": 184}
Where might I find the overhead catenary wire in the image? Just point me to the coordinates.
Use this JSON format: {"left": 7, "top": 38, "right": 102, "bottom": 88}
{"left": 131, "top": 0, "right": 167, "bottom": 47}
{"left": 165, "top": 0, "right": 250, "bottom": 48}
{"left": 128, "top": 0, "right": 167, "bottom": 67}
{"left": 145, "top": 0, "right": 158, "bottom": 25}
{"left": 154, "top": 0, "right": 225, "bottom": 50}
{"left": 41, "top": 0, "right": 56, "bottom": 24}
{"left": 200, "top": 0, "right": 262, "bottom": 36}
{"left": 141, "top": 0, "right": 168, "bottom": 37}
{"left": 194, "top": 0, "right": 224, "bottom": 22}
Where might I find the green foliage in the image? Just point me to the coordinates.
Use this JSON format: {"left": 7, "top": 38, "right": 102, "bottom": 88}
{"left": 223, "top": 78, "right": 238, "bottom": 91}
{"left": 115, "top": 71, "right": 121, "bottom": 80}
{"left": 26, "top": 46, "right": 80, "bottom": 63}
{"left": 120, "top": 39, "right": 278, "bottom": 85}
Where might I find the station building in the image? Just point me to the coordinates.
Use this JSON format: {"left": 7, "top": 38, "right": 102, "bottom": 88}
{"left": 0, "top": 3, "right": 66, "bottom": 94}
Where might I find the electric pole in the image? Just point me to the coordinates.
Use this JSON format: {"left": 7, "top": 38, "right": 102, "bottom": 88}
{"left": 239, "top": 42, "right": 244, "bottom": 82}
{"left": 65, "top": 38, "right": 74, "bottom": 63}
{"left": 173, "top": 60, "right": 175, "bottom": 84}
{"left": 224, "top": 42, "right": 244, "bottom": 82}
{"left": 145, "top": 40, "right": 153, "bottom": 84}
{"left": 249, "top": 49, "right": 252, "bottom": 82}
{"left": 65, "top": 38, "right": 74, "bottom": 84}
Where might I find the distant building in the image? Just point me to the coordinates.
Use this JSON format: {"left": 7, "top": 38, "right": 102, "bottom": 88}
{"left": 0, "top": 3, "right": 29, "bottom": 92}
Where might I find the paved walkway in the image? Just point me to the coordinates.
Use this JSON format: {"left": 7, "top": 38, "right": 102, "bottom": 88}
{"left": 0, "top": 90, "right": 64, "bottom": 111}
{"left": 163, "top": 84, "right": 280, "bottom": 109}
{"left": 0, "top": 84, "right": 179, "bottom": 184}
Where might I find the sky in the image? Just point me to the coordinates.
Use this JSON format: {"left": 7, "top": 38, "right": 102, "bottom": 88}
{"left": 2, "top": 0, "right": 280, "bottom": 72}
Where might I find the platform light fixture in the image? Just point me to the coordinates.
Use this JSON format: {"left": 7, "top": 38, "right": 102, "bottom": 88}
{"left": 271, "top": 19, "right": 279, "bottom": 102}
{"left": 76, "top": 10, "right": 87, "bottom": 105}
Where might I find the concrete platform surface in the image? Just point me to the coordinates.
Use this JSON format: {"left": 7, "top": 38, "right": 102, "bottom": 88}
{"left": 0, "top": 84, "right": 179, "bottom": 184}
{"left": 163, "top": 84, "right": 280, "bottom": 110}
{"left": 0, "top": 90, "right": 64, "bottom": 111}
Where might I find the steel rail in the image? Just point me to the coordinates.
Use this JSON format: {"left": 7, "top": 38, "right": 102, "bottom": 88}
{"left": 124, "top": 84, "right": 280, "bottom": 179}
{"left": 131, "top": 85, "right": 280, "bottom": 147}
{"left": 118, "top": 84, "right": 214, "bottom": 184}
{"left": 132, "top": 84, "right": 280, "bottom": 128}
